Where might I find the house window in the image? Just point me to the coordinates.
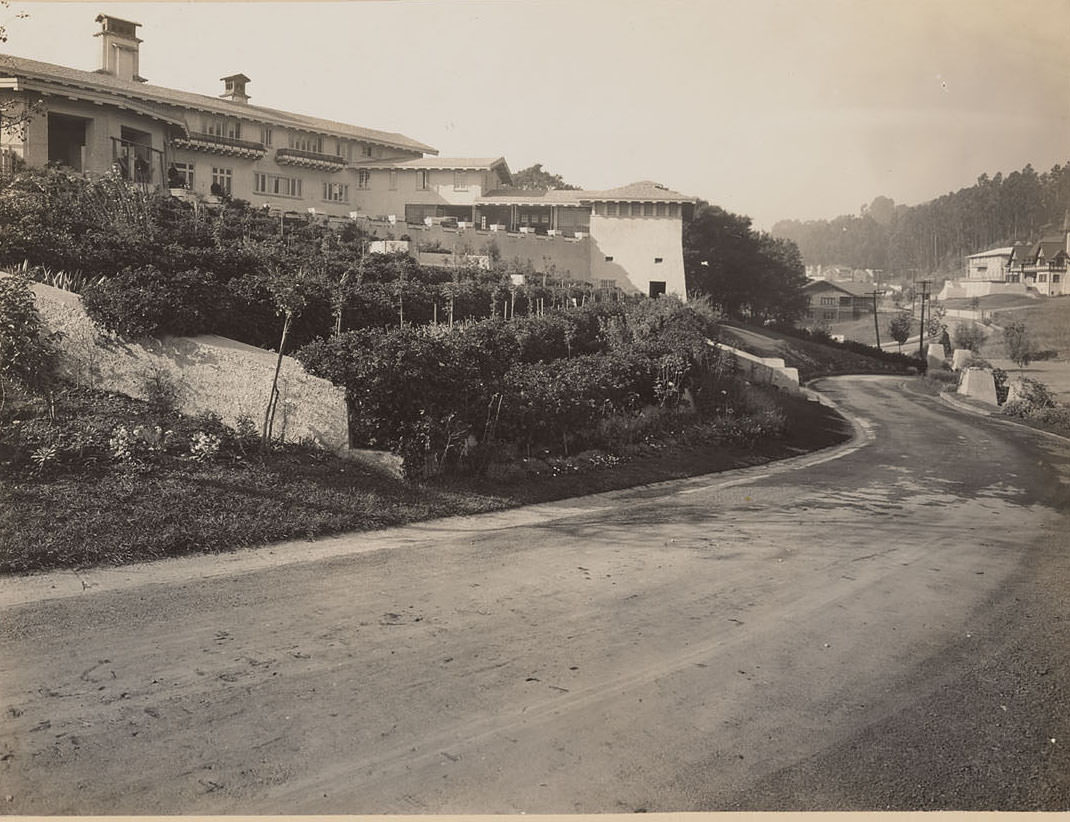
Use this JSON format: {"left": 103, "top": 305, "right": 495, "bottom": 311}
{"left": 227, "top": 121, "right": 241, "bottom": 139}
{"left": 291, "top": 133, "right": 323, "bottom": 153}
{"left": 389, "top": 170, "right": 398, "bottom": 190}
{"left": 839, "top": 296, "right": 852, "bottom": 306}
{"left": 211, "top": 167, "right": 232, "bottom": 196}
{"left": 323, "top": 182, "right": 349, "bottom": 202}
{"left": 654, "top": 257, "right": 663, "bottom": 264}
{"left": 362, "top": 144, "right": 373, "bottom": 158}
{"left": 655, "top": 203, "right": 667, "bottom": 216}
{"left": 820, "top": 296, "right": 835, "bottom": 305}
{"left": 417, "top": 170, "right": 430, "bottom": 190}
{"left": 607, "top": 203, "right": 618, "bottom": 216}
{"left": 260, "top": 126, "right": 273, "bottom": 146}
{"left": 643, "top": 203, "right": 653, "bottom": 216}
{"left": 170, "top": 162, "right": 193, "bottom": 188}
{"left": 1054, "top": 275, "right": 1062, "bottom": 283}
{"left": 823, "top": 311, "right": 836, "bottom": 320}
{"left": 1038, "top": 273, "right": 1048, "bottom": 282}
{"left": 599, "top": 279, "right": 615, "bottom": 290}
{"left": 669, "top": 203, "right": 680, "bottom": 217}
{"left": 204, "top": 118, "right": 224, "bottom": 137}
{"left": 604, "top": 255, "right": 614, "bottom": 262}
{"left": 453, "top": 171, "right": 468, "bottom": 191}
{"left": 357, "top": 169, "right": 371, "bottom": 189}
{"left": 254, "top": 172, "right": 301, "bottom": 197}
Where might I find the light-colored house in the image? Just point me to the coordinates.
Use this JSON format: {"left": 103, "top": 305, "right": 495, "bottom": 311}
{"left": 965, "top": 247, "right": 1014, "bottom": 281}
{"left": 0, "top": 14, "right": 693, "bottom": 298}
{"left": 801, "top": 280, "right": 873, "bottom": 323}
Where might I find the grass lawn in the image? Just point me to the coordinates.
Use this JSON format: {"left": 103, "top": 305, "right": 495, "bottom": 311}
{"left": 943, "top": 294, "right": 1041, "bottom": 310}
{"left": 718, "top": 322, "right": 919, "bottom": 382}
{"left": 825, "top": 311, "right": 913, "bottom": 349}
{"left": 1, "top": 384, "right": 851, "bottom": 574}
{"left": 989, "top": 296, "right": 1070, "bottom": 360}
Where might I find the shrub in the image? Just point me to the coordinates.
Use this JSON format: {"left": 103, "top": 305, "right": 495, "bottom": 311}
{"left": 82, "top": 265, "right": 221, "bottom": 339}
{"left": 952, "top": 322, "right": 985, "bottom": 353}
{"left": 0, "top": 273, "right": 58, "bottom": 399}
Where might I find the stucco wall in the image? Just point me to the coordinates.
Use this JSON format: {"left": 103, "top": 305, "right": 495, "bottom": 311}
{"left": 26, "top": 280, "right": 349, "bottom": 452}
{"left": 356, "top": 218, "right": 595, "bottom": 280}
{"left": 588, "top": 213, "right": 687, "bottom": 297}
{"left": 709, "top": 341, "right": 803, "bottom": 395}
{"left": 937, "top": 280, "right": 1030, "bottom": 301}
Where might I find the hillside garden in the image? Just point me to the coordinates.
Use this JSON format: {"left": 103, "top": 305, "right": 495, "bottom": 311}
{"left": 0, "top": 168, "right": 868, "bottom": 572}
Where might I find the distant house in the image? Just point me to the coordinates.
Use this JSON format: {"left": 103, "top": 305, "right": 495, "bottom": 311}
{"left": 1009, "top": 228, "right": 1069, "bottom": 297}
{"left": 965, "top": 247, "right": 1014, "bottom": 281}
{"left": 802, "top": 280, "right": 873, "bottom": 323}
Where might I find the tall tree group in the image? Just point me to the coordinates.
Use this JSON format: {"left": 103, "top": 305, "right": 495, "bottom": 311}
{"left": 684, "top": 202, "right": 808, "bottom": 324}
{"left": 772, "top": 161, "right": 1070, "bottom": 274}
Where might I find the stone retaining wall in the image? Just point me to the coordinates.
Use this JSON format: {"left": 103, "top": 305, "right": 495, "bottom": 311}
{"left": 26, "top": 280, "right": 349, "bottom": 452}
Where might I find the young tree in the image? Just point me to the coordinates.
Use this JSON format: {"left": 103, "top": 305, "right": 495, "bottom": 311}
{"left": 888, "top": 312, "right": 912, "bottom": 352}
{"left": 0, "top": 3, "right": 42, "bottom": 144}
{"left": 261, "top": 267, "right": 320, "bottom": 446}
{"left": 0, "top": 273, "right": 56, "bottom": 411}
{"left": 1002, "top": 321, "right": 1034, "bottom": 372}
{"left": 952, "top": 322, "right": 984, "bottom": 353}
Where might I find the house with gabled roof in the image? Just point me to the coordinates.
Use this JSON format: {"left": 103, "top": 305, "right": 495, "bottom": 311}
{"left": 801, "top": 279, "right": 873, "bottom": 323}
{"left": 0, "top": 13, "right": 694, "bottom": 298}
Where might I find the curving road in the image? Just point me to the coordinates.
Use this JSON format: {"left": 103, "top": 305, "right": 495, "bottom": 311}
{"left": 2, "top": 376, "right": 1068, "bottom": 813}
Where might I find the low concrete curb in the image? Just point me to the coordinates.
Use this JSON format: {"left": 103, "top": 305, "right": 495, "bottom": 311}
{"left": 938, "top": 391, "right": 1070, "bottom": 444}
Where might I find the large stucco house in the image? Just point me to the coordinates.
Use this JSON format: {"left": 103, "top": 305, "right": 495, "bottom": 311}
{"left": 0, "top": 14, "right": 691, "bottom": 298}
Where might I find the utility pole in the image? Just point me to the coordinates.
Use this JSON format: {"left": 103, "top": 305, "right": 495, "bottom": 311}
{"left": 866, "top": 289, "right": 885, "bottom": 348}
{"left": 917, "top": 279, "right": 931, "bottom": 359}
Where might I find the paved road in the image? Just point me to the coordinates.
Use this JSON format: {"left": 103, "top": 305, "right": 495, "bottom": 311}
{"left": 2, "top": 376, "right": 1069, "bottom": 813}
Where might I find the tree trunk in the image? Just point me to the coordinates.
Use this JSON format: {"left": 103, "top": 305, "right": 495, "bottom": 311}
{"left": 262, "top": 311, "right": 292, "bottom": 448}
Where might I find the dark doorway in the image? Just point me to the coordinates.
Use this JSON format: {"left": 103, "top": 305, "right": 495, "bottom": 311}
{"left": 118, "top": 126, "right": 154, "bottom": 183}
{"left": 47, "top": 113, "right": 88, "bottom": 171}
{"left": 648, "top": 280, "right": 667, "bottom": 298}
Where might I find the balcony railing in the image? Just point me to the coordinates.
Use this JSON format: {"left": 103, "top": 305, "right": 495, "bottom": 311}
{"left": 275, "top": 147, "right": 348, "bottom": 171}
{"left": 170, "top": 131, "right": 267, "bottom": 159}
{"left": 110, "top": 137, "right": 165, "bottom": 186}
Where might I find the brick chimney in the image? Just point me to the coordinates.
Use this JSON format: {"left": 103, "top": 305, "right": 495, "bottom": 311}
{"left": 220, "top": 73, "right": 251, "bottom": 104}
{"left": 95, "top": 14, "right": 146, "bottom": 83}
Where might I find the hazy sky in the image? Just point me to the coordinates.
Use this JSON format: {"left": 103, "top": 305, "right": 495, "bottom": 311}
{"left": 3, "top": 0, "right": 1068, "bottom": 229}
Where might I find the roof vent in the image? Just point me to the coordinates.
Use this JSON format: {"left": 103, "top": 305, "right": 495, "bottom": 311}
{"left": 220, "top": 73, "right": 251, "bottom": 104}
{"left": 95, "top": 14, "right": 146, "bottom": 83}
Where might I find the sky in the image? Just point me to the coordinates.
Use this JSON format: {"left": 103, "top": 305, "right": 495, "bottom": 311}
{"left": 2, "top": 0, "right": 1068, "bottom": 229}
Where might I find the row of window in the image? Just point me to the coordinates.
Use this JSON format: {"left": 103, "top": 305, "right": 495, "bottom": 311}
{"left": 175, "top": 164, "right": 350, "bottom": 204}
{"left": 200, "top": 117, "right": 379, "bottom": 159}
{"left": 592, "top": 202, "right": 680, "bottom": 218}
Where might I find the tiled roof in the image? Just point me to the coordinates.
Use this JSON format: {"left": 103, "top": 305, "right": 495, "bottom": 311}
{"left": 802, "top": 279, "right": 872, "bottom": 297}
{"left": 478, "top": 180, "right": 694, "bottom": 207}
{"left": 579, "top": 180, "right": 695, "bottom": 203}
{"left": 351, "top": 156, "right": 508, "bottom": 171}
{"left": 478, "top": 188, "right": 587, "bottom": 206}
{"left": 967, "top": 247, "right": 1014, "bottom": 259}
{"left": 1035, "top": 239, "right": 1068, "bottom": 261}
{"left": 0, "top": 52, "right": 437, "bottom": 154}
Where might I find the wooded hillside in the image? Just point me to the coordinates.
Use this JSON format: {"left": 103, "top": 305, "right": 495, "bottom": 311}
{"left": 772, "top": 162, "right": 1070, "bottom": 275}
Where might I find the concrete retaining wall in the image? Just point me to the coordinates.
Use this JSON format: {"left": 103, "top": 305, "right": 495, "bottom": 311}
{"left": 938, "top": 280, "right": 1030, "bottom": 301}
{"left": 710, "top": 341, "right": 802, "bottom": 395}
{"left": 27, "top": 280, "right": 349, "bottom": 452}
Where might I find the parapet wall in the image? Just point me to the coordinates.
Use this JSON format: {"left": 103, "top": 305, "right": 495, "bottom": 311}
{"left": 354, "top": 216, "right": 595, "bottom": 280}
{"left": 27, "top": 280, "right": 349, "bottom": 452}
{"left": 709, "top": 341, "right": 803, "bottom": 395}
